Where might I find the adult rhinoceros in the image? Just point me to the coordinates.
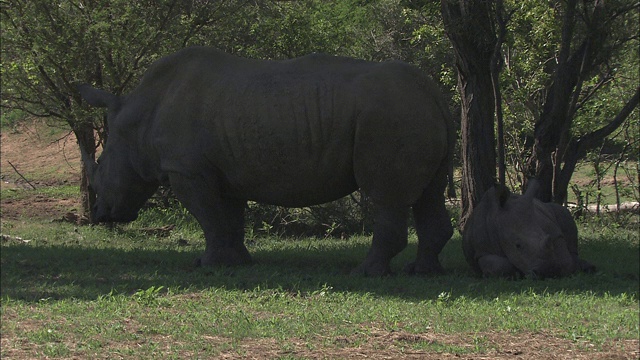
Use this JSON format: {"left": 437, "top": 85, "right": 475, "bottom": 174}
{"left": 79, "top": 46, "right": 455, "bottom": 276}
{"left": 462, "top": 180, "right": 595, "bottom": 278}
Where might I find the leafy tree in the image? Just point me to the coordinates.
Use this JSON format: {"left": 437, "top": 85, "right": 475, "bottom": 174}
{"left": 523, "top": 0, "right": 639, "bottom": 204}
{"left": 497, "top": 0, "right": 639, "bottom": 203}
{"left": 1, "top": 0, "right": 389, "bottom": 228}
{"left": 440, "top": 0, "right": 638, "bottom": 228}
{"left": 223, "top": 0, "right": 380, "bottom": 60}
{"left": 3, "top": 0, "right": 636, "bottom": 230}
{"left": 1, "top": 0, "right": 248, "bottom": 217}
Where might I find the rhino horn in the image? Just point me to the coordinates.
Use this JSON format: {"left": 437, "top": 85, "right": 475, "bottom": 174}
{"left": 494, "top": 184, "right": 511, "bottom": 208}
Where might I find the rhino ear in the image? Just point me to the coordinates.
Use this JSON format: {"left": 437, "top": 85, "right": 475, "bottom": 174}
{"left": 494, "top": 184, "right": 511, "bottom": 208}
{"left": 524, "top": 178, "right": 543, "bottom": 200}
{"left": 77, "top": 84, "right": 120, "bottom": 109}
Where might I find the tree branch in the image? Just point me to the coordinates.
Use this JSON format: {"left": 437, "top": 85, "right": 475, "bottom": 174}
{"left": 570, "top": 75, "right": 613, "bottom": 117}
{"left": 575, "top": 87, "right": 640, "bottom": 155}
{"left": 7, "top": 161, "right": 37, "bottom": 190}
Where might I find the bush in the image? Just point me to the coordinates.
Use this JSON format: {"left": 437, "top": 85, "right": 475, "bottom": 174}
{"left": 0, "top": 109, "right": 27, "bottom": 130}
{"left": 140, "top": 187, "right": 375, "bottom": 239}
{"left": 245, "top": 191, "right": 375, "bottom": 238}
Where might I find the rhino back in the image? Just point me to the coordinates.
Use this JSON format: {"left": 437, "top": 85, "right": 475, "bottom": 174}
{"left": 123, "top": 47, "right": 447, "bottom": 206}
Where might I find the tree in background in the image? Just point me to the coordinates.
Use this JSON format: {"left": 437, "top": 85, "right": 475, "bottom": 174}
{"left": 1, "top": 0, "right": 250, "bottom": 217}
{"left": 441, "top": 0, "right": 500, "bottom": 229}
{"left": 519, "top": 0, "right": 639, "bottom": 204}
{"left": 0, "top": 0, "right": 386, "bottom": 224}
{"left": 2, "top": 0, "right": 637, "bottom": 227}
{"left": 439, "top": 0, "right": 638, "bottom": 228}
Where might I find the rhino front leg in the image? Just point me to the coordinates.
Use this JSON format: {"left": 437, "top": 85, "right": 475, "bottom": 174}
{"left": 576, "top": 257, "right": 596, "bottom": 273}
{"left": 550, "top": 204, "right": 596, "bottom": 274}
{"left": 352, "top": 206, "right": 408, "bottom": 276}
{"left": 168, "top": 172, "right": 252, "bottom": 267}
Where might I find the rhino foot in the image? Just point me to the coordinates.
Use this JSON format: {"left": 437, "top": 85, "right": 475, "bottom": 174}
{"left": 195, "top": 247, "right": 253, "bottom": 268}
{"left": 577, "top": 258, "right": 596, "bottom": 273}
{"left": 350, "top": 260, "right": 392, "bottom": 277}
{"left": 403, "top": 261, "right": 445, "bottom": 276}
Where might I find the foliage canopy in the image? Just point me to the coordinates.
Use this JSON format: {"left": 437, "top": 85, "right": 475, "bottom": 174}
{"left": 1, "top": 0, "right": 637, "bottom": 220}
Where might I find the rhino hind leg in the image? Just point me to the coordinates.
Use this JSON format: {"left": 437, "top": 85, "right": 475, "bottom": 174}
{"left": 404, "top": 184, "right": 453, "bottom": 275}
{"left": 168, "top": 172, "right": 252, "bottom": 267}
{"left": 404, "top": 162, "right": 453, "bottom": 275}
{"left": 352, "top": 206, "right": 409, "bottom": 276}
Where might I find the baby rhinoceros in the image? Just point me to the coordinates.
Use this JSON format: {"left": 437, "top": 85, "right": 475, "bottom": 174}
{"left": 462, "top": 180, "right": 595, "bottom": 279}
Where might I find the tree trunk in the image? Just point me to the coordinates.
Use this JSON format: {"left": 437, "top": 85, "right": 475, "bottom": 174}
{"left": 73, "top": 121, "right": 97, "bottom": 220}
{"left": 553, "top": 88, "right": 640, "bottom": 204}
{"left": 491, "top": 0, "right": 509, "bottom": 187}
{"left": 442, "top": 0, "right": 498, "bottom": 230}
{"left": 525, "top": 0, "right": 611, "bottom": 204}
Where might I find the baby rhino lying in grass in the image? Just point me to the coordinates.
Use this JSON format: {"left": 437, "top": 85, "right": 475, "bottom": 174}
{"left": 463, "top": 180, "right": 595, "bottom": 279}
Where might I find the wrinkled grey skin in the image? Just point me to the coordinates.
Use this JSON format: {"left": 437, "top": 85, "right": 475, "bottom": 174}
{"left": 79, "top": 46, "right": 455, "bottom": 276}
{"left": 462, "top": 180, "right": 596, "bottom": 278}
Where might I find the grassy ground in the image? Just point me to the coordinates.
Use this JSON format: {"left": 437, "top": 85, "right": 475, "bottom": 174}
{"left": 568, "top": 160, "right": 639, "bottom": 208}
{"left": 1, "top": 119, "right": 638, "bottom": 358}
{"left": 1, "top": 204, "right": 638, "bottom": 359}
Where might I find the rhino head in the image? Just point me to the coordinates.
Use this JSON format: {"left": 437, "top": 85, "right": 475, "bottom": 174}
{"left": 79, "top": 84, "right": 158, "bottom": 223}
{"left": 488, "top": 181, "right": 578, "bottom": 278}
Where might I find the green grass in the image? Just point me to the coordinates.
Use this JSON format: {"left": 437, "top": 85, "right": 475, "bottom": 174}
{"left": 568, "top": 160, "right": 638, "bottom": 206}
{"left": 1, "top": 207, "right": 638, "bottom": 358}
{"left": 0, "top": 109, "right": 27, "bottom": 129}
{"left": 0, "top": 184, "right": 79, "bottom": 202}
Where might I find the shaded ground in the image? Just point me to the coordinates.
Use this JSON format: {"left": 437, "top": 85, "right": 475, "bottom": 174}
{"left": 1, "top": 120, "right": 638, "bottom": 359}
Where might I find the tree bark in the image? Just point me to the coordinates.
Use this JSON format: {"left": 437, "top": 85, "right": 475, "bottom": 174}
{"left": 442, "top": 0, "right": 498, "bottom": 229}
{"left": 525, "top": 0, "right": 611, "bottom": 204}
{"left": 553, "top": 87, "right": 639, "bottom": 204}
{"left": 491, "top": 0, "right": 509, "bottom": 187}
{"left": 73, "top": 121, "right": 97, "bottom": 220}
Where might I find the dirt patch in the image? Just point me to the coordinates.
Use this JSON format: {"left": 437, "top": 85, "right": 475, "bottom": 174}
{"left": 1, "top": 120, "right": 82, "bottom": 220}
{"left": 1, "top": 195, "right": 81, "bottom": 221}
{"left": 168, "top": 330, "right": 638, "bottom": 359}
{"left": 289, "top": 329, "right": 639, "bottom": 360}
{"left": 2, "top": 327, "right": 637, "bottom": 359}
{"left": 1, "top": 120, "right": 81, "bottom": 185}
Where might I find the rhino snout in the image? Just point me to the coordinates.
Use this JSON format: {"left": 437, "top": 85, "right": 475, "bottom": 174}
{"left": 92, "top": 202, "right": 139, "bottom": 223}
{"left": 530, "top": 259, "right": 577, "bottom": 279}
{"left": 91, "top": 203, "right": 110, "bottom": 223}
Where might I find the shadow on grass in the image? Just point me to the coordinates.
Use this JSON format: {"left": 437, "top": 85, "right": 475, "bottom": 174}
{"left": 1, "top": 234, "right": 638, "bottom": 303}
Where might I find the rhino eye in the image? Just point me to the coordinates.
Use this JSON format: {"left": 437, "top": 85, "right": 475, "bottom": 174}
{"left": 515, "top": 243, "right": 523, "bottom": 249}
